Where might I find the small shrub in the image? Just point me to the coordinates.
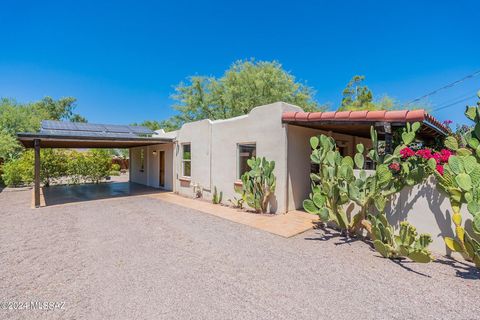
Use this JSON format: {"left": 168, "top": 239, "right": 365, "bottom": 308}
{"left": 212, "top": 186, "right": 223, "bottom": 204}
{"left": 1, "top": 155, "right": 33, "bottom": 187}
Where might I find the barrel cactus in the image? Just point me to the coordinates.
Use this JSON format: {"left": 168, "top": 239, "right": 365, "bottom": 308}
{"left": 240, "top": 157, "right": 276, "bottom": 213}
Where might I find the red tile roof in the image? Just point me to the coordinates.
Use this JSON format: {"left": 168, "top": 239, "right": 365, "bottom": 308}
{"left": 282, "top": 109, "right": 450, "bottom": 134}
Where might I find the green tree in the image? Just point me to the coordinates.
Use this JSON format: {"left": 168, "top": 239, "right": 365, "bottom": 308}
{"left": 32, "top": 96, "right": 80, "bottom": 121}
{"left": 0, "top": 97, "right": 86, "bottom": 161}
{"left": 338, "top": 75, "right": 430, "bottom": 112}
{"left": 130, "top": 120, "right": 163, "bottom": 131}
{"left": 339, "top": 75, "right": 376, "bottom": 111}
{"left": 161, "top": 59, "right": 324, "bottom": 130}
{"left": 70, "top": 114, "right": 88, "bottom": 123}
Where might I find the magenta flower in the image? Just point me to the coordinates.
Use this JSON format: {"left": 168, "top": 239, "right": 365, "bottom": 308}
{"left": 442, "top": 120, "right": 453, "bottom": 127}
{"left": 415, "top": 149, "right": 433, "bottom": 160}
{"left": 436, "top": 164, "right": 444, "bottom": 175}
{"left": 432, "top": 152, "right": 442, "bottom": 164}
{"left": 400, "top": 147, "right": 415, "bottom": 159}
{"left": 389, "top": 162, "right": 401, "bottom": 172}
{"left": 440, "top": 149, "right": 453, "bottom": 163}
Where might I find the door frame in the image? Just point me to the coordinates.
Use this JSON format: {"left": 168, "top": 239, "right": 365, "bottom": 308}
{"left": 159, "top": 150, "right": 165, "bottom": 188}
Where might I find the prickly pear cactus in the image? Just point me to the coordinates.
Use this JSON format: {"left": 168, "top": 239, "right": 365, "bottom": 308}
{"left": 303, "top": 134, "right": 354, "bottom": 229}
{"left": 435, "top": 91, "right": 480, "bottom": 267}
{"left": 369, "top": 214, "right": 433, "bottom": 263}
{"left": 305, "top": 122, "right": 428, "bottom": 236}
{"left": 240, "top": 157, "right": 276, "bottom": 213}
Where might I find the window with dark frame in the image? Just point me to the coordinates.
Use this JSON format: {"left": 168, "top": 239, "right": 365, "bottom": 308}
{"left": 238, "top": 143, "right": 256, "bottom": 179}
{"left": 182, "top": 144, "right": 191, "bottom": 177}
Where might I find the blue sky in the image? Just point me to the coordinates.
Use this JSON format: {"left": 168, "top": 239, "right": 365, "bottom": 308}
{"left": 1, "top": 0, "right": 479, "bottom": 127}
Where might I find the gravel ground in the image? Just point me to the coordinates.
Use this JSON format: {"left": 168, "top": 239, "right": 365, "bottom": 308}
{"left": 0, "top": 188, "right": 479, "bottom": 320}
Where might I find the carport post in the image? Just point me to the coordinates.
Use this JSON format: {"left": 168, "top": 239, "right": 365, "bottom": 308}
{"left": 34, "top": 139, "right": 41, "bottom": 208}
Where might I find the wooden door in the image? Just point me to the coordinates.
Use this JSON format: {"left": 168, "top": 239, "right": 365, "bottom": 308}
{"left": 159, "top": 151, "right": 165, "bottom": 188}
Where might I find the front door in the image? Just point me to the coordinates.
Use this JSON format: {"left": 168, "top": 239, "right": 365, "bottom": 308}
{"left": 159, "top": 151, "right": 165, "bottom": 188}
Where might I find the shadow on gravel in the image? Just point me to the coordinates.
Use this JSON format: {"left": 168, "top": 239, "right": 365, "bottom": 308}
{"left": 389, "top": 259, "right": 432, "bottom": 278}
{"left": 434, "top": 257, "right": 479, "bottom": 280}
{"left": 305, "top": 225, "right": 480, "bottom": 279}
{"left": 304, "top": 228, "right": 363, "bottom": 245}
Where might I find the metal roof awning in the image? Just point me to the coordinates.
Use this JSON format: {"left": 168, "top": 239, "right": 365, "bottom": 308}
{"left": 17, "top": 120, "right": 173, "bottom": 148}
{"left": 17, "top": 133, "right": 172, "bottom": 148}
{"left": 282, "top": 109, "right": 449, "bottom": 139}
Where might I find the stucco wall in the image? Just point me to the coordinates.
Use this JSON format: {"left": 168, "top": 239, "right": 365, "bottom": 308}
{"left": 384, "top": 176, "right": 475, "bottom": 256}
{"left": 174, "top": 119, "right": 212, "bottom": 197}
{"left": 173, "top": 102, "right": 302, "bottom": 213}
{"left": 130, "top": 146, "right": 148, "bottom": 185}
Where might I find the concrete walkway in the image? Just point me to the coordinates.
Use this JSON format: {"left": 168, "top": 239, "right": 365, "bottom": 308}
{"left": 148, "top": 192, "right": 318, "bottom": 238}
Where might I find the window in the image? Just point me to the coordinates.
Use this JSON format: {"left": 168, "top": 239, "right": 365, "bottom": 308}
{"left": 238, "top": 143, "right": 256, "bottom": 179}
{"left": 182, "top": 144, "right": 191, "bottom": 177}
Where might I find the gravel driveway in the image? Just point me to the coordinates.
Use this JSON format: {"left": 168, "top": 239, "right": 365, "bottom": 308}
{"left": 0, "top": 188, "right": 479, "bottom": 320}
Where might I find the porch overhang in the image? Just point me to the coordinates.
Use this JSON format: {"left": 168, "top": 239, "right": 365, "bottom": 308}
{"left": 17, "top": 133, "right": 172, "bottom": 149}
{"left": 282, "top": 109, "right": 449, "bottom": 139}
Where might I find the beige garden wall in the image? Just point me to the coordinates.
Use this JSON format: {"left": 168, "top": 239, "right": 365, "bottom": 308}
{"left": 384, "top": 176, "right": 474, "bottom": 257}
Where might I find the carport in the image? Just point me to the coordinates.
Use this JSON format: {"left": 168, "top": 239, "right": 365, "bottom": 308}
{"left": 17, "top": 120, "right": 173, "bottom": 207}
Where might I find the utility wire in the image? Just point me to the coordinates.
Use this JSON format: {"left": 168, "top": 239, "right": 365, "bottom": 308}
{"left": 432, "top": 94, "right": 477, "bottom": 112}
{"left": 405, "top": 70, "right": 480, "bottom": 106}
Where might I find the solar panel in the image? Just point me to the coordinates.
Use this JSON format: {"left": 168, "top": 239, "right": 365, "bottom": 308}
{"left": 40, "top": 120, "right": 155, "bottom": 137}
{"left": 103, "top": 124, "right": 132, "bottom": 133}
{"left": 128, "top": 125, "right": 153, "bottom": 134}
{"left": 73, "top": 122, "right": 105, "bottom": 132}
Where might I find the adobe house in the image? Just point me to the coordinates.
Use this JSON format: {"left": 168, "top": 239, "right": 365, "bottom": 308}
{"left": 128, "top": 102, "right": 449, "bottom": 213}
{"left": 18, "top": 102, "right": 448, "bottom": 212}
{"left": 20, "top": 102, "right": 460, "bottom": 254}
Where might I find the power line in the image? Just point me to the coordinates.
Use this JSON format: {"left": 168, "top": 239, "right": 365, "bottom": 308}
{"left": 432, "top": 94, "right": 477, "bottom": 112}
{"left": 433, "top": 91, "right": 475, "bottom": 107}
{"left": 405, "top": 70, "right": 480, "bottom": 106}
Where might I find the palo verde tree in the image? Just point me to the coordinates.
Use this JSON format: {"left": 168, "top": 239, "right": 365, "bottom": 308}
{"left": 159, "top": 59, "right": 325, "bottom": 130}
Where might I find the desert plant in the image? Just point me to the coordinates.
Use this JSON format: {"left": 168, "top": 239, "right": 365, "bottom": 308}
{"left": 239, "top": 157, "right": 276, "bottom": 213}
{"left": 228, "top": 196, "right": 244, "bottom": 209}
{"left": 302, "top": 134, "right": 355, "bottom": 231}
{"left": 304, "top": 123, "right": 431, "bottom": 236}
{"left": 212, "top": 186, "right": 223, "bottom": 204}
{"left": 434, "top": 91, "right": 480, "bottom": 267}
{"left": 369, "top": 213, "right": 433, "bottom": 263}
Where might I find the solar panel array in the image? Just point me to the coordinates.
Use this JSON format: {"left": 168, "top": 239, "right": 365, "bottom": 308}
{"left": 40, "top": 120, "right": 155, "bottom": 138}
